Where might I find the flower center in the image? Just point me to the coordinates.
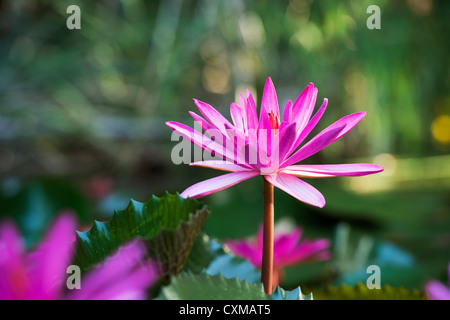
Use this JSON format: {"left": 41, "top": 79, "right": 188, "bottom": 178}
{"left": 268, "top": 112, "right": 280, "bottom": 130}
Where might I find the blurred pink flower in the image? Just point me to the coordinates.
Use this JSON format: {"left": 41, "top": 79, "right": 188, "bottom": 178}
{"left": 167, "top": 77, "right": 383, "bottom": 207}
{"left": 82, "top": 175, "right": 115, "bottom": 200}
{"left": 0, "top": 213, "right": 158, "bottom": 300}
{"left": 425, "top": 264, "right": 450, "bottom": 300}
{"left": 225, "top": 225, "right": 331, "bottom": 288}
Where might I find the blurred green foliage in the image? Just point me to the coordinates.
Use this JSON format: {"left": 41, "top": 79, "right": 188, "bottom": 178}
{"left": 0, "top": 0, "right": 449, "bottom": 293}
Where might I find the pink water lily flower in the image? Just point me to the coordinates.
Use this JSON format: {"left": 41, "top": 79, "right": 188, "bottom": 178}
{"left": 167, "top": 77, "right": 383, "bottom": 207}
{"left": 225, "top": 225, "right": 331, "bottom": 288}
{"left": 0, "top": 213, "right": 158, "bottom": 300}
{"left": 425, "top": 264, "right": 450, "bottom": 300}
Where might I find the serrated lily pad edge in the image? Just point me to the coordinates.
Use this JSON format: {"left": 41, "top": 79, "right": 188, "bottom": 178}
{"left": 74, "top": 193, "right": 210, "bottom": 274}
{"left": 157, "top": 271, "right": 313, "bottom": 300}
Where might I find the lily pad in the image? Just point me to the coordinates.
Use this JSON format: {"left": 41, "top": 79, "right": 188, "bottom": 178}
{"left": 75, "top": 193, "right": 210, "bottom": 279}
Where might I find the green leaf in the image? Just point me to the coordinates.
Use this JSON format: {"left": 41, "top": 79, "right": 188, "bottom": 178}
{"left": 271, "top": 286, "right": 313, "bottom": 300}
{"left": 184, "top": 233, "right": 261, "bottom": 284}
{"left": 158, "top": 272, "right": 312, "bottom": 300}
{"left": 206, "top": 254, "right": 261, "bottom": 284}
{"left": 74, "top": 193, "right": 211, "bottom": 279}
{"left": 184, "top": 233, "right": 225, "bottom": 274}
{"left": 311, "top": 283, "right": 426, "bottom": 300}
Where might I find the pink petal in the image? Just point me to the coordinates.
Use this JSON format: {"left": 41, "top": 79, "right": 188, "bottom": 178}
{"left": 282, "top": 163, "right": 384, "bottom": 177}
{"left": 68, "top": 241, "right": 158, "bottom": 300}
{"left": 168, "top": 121, "right": 250, "bottom": 165}
{"left": 257, "top": 108, "right": 272, "bottom": 133}
{"left": 239, "top": 94, "right": 249, "bottom": 132}
{"left": 222, "top": 123, "right": 253, "bottom": 166}
{"left": 194, "top": 99, "right": 233, "bottom": 137}
{"left": 189, "top": 111, "right": 216, "bottom": 132}
{"left": 0, "top": 220, "right": 24, "bottom": 265}
{"left": 258, "top": 78, "right": 279, "bottom": 132}
{"left": 282, "top": 100, "right": 293, "bottom": 123}
{"left": 29, "top": 212, "right": 77, "bottom": 300}
{"left": 284, "top": 110, "right": 365, "bottom": 168}
{"left": 290, "top": 83, "right": 317, "bottom": 133}
{"left": 0, "top": 221, "right": 27, "bottom": 299}
{"left": 332, "top": 112, "right": 366, "bottom": 141}
{"left": 425, "top": 280, "right": 450, "bottom": 300}
{"left": 244, "top": 90, "right": 259, "bottom": 131}
{"left": 282, "top": 124, "right": 346, "bottom": 167}
{"left": 189, "top": 160, "right": 252, "bottom": 172}
{"left": 230, "top": 103, "right": 244, "bottom": 131}
{"left": 279, "top": 239, "right": 331, "bottom": 266}
{"left": 166, "top": 121, "right": 226, "bottom": 159}
{"left": 254, "top": 126, "right": 274, "bottom": 169}
{"left": 277, "top": 122, "right": 300, "bottom": 163}
{"left": 278, "top": 120, "right": 289, "bottom": 133}
{"left": 264, "top": 173, "right": 325, "bottom": 208}
{"left": 273, "top": 228, "right": 302, "bottom": 260}
{"left": 260, "top": 77, "right": 279, "bottom": 117}
{"left": 180, "top": 171, "right": 259, "bottom": 199}
{"left": 236, "top": 98, "right": 258, "bottom": 146}
{"left": 289, "top": 98, "right": 328, "bottom": 154}
{"left": 225, "top": 240, "right": 261, "bottom": 267}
